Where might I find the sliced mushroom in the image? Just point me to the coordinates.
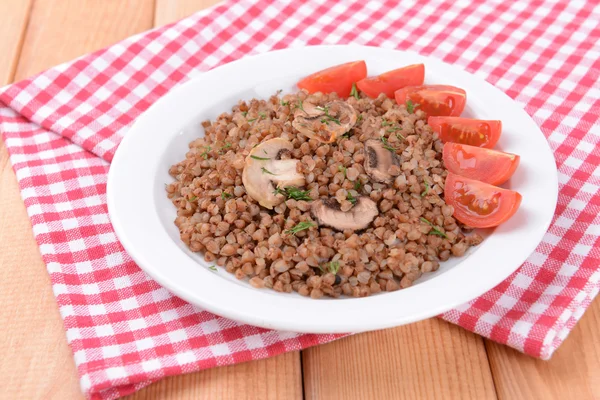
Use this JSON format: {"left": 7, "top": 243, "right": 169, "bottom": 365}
{"left": 242, "top": 138, "right": 306, "bottom": 209}
{"left": 311, "top": 197, "right": 378, "bottom": 231}
{"left": 363, "top": 138, "right": 400, "bottom": 183}
{"left": 292, "top": 100, "right": 357, "bottom": 143}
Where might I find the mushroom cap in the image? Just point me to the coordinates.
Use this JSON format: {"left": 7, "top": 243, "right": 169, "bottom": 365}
{"left": 292, "top": 100, "right": 357, "bottom": 143}
{"left": 311, "top": 197, "right": 379, "bottom": 231}
{"left": 363, "top": 138, "right": 400, "bottom": 183}
{"left": 242, "top": 138, "right": 306, "bottom": 209}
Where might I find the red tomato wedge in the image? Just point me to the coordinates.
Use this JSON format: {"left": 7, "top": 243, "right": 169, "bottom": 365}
{"left": 429, "top": 116, "right": 501, "bottom": 148}
{"left": 297, "top": 61, "right": 367, "bottom": 98}
{"left": 442, "top": 143, "right": 520, "bottom": 186}
{"left": 356, "top": 64, "right": 425, "bottom": 99}
{"left": 395, "top": 85, "right": 466, "bottom": 117}
{"left": 444, "top": 173, "right": 522, "bottom": 228}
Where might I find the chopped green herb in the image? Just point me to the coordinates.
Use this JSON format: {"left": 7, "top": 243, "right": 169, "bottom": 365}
{"left": 420, "top": 182, "right": 430, "bottom": 197}
{"left": 347, "top": 192, "right": 357, "bottom": 205}
{"left": 286, "top": 221, "right": 316, "bottom": 235}
{"left": 319, "top": 260, "right": 341, "bottom": 275}
{"left": 380, "top": 137, "right": 395, "bottom": 152}
{"left": 261, "top": 167, "right": 276, "bottom": 175}
{"left": 251, "top": 155, "right": 271, "bottom": 161}
{"left": 221, "top": 192, "right": 232, "bottom": 200}
{"left": 316, "top": 105, "right": 342, "bottom": 125}
{"left": 350, "top": 83, "right": 360, "bottom": 100}
{"left": 200, "top": 145, "right": 211, "bottom": 159}
{"left": 242, "top": 111, "right": 248, "bottom": 117}
{"left": 253, "top": 143, "right": 259, "bottom": 148}
{"left": 338, "top": 165, "right": 347, "bottom": 178}
{"left": 281, "top": 100, "right": 289, "bottom": 106}
{"left": 396, "top": 132, "right": 406, "bottom": 141}
{"left": 209, "top": 265, "right": 218, "bottom": 272}
{"left": 357, "top": 114, "right": 363, "bottom": 123}
{"left": 189, "top": 195, "right": 198, "bottom": 202}
{"left": 295, "top": 99, "right": 306, "bottom": 113}
{"left": 219, "top": 142, "right": 232, "bottom": 154}
{"left": 247, "top": 118, "right": 257, "bottom": 123}
{"left": 274, "top": 186, "right": 312, "bottom": 201}
{"left": 420, "top": 217, "right": 448, "bottom": 239}
{"left": 354, "top": 180, "right": 362, "bottom": 191}
{"left": 406, "top": 99, "right": 420, "bottom": 114}
{"left": 259, "top": 111, "right": 267, "bottom": 119}
{"left": 381, "top": 119, "right": 391, "bottom": 127}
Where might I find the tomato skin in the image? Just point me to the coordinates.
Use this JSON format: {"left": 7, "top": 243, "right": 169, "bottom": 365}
{"left": 297, "top": 61, "right": 367, "bottom": 98}
{"left": 395, "top": 85, "right": 466, "bottom": 116}
{"left": 356, "top": 64, "right": 425, "bottom": 99}
{"left": 429, "top": 117, "right": 501, "bottom": 148}
{"left": 442, "top": 143, "right": 520, "bottom": 186}
{"left": 444, "top": 172, "right": 522, "bottom": 228}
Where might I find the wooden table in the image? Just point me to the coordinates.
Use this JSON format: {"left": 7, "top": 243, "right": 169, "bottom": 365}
{"left": 0, "top": 1, "right": 598, "bottom": 399}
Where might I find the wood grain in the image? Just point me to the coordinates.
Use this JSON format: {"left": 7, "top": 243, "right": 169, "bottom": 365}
{"left": 154, "top": 0, "right": 222, "bottom": 26}
{"left": 486, "top": 297, "right": 600, "bottom": 400}
{"left": 15, "top": 0, "right": 154, "bottom": 80}
{"left": 130, "top": 352, "right": 302, "bottom": 400}
{"left": 0, "top": 0, "right": 32, "bottom": 85}
{"left": 0, "top": 1, "right": 154, "bottom": 399}
{"left": 132, "top": 1, "right": 304, "bottom": 398}
{"left": 303, "top": 319, "right": 497, "bottom": 400}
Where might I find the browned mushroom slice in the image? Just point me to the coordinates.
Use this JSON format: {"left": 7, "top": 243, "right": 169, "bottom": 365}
{"left": 292, "top": 100, "right": 357, "bottom": 143}
{"left": 311, "top": 197, "right": 378, "bottom": 231}
{"left": 242, "top": 138, "right": 306, "bottom": 209}
{"left": 363, "top": 138, "right": 400, "bottom": 183}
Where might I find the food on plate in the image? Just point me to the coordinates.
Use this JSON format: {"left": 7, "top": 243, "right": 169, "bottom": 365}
{"left": 429, "top": 116, "right": 501, "bottom": 148}
{"left": 311, "top": 197, "right": 379, "bottom": 231}
{"left": 357, "top": 64, "right": 425, "bottom": 98}
{"left": 442, "top": 143, "right": 520, "bottom": 186}
{"left": 291, "top": 100, "right": 357, "bottom": 143}
{"left": 363, "top": 138, "right": 401, "bottom": 182}
{"left": 167, "top": 61, "right": 523, "bottom": 298}
{"left": 242, "top": 138, "right": 306, "bottom": 209}
{"left": 297, "top": 60, "right": 367, "bottom": 97}
{"left": 395, "top": 85, "right": 466, "bottom": 117}
{"left": 444, "top": 172, "right": 522, "bottom": 228}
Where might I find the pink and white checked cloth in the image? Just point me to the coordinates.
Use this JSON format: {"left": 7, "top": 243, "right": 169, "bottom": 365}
{"left": 1, "top": 0, "right": 599, "bottom": 398}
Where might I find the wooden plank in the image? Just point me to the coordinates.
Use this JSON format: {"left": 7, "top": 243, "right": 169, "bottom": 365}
{"left": 303, "top": 318, "right": 497, "bottom": 400}
{"left": 130, "top": 352, "right": 302, "bottom": 400}
{"left": 486, "top": 297, "right": 600, "bottom": 400}
{"left": 0, "top": 0, "right": 32, "bottom": 85}
{"left": 132, "top": 1, "right": 304, "bottom": 398}
{"left": 154, "top": 0, "right": 222, "bottom": 26}
{"left": 14, "top": 0, "right": 155, "bottom": 80}
{"left": 0, "top": 1, "right": 154, "bottom": 399}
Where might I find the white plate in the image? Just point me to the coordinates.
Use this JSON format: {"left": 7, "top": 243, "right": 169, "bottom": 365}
{"left": 107, "top": 45, "right": 558, "bottom": 333}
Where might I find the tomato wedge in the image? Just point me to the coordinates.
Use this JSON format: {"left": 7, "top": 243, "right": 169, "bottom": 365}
{"left": 297, "top": 61, "right": 367, "bottom": 98}
{"left": 429, "top": 117, "right": 501, "bottom": 148}
{"left": 442, "top": 143, "right": 520, "bottom": 186}
{"left": 444, "top": 172, "right": 522, "bottom": 228}
{"left": 356, "top": 64, "right": 425, "bottom": 99}
{"left": 395, "top": 85, "right": 466, "bottom": 117}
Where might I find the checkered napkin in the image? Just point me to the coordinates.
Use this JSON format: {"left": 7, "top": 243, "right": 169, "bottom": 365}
{"left": 1, "top": 0, "right": 598, "bottom": 398}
